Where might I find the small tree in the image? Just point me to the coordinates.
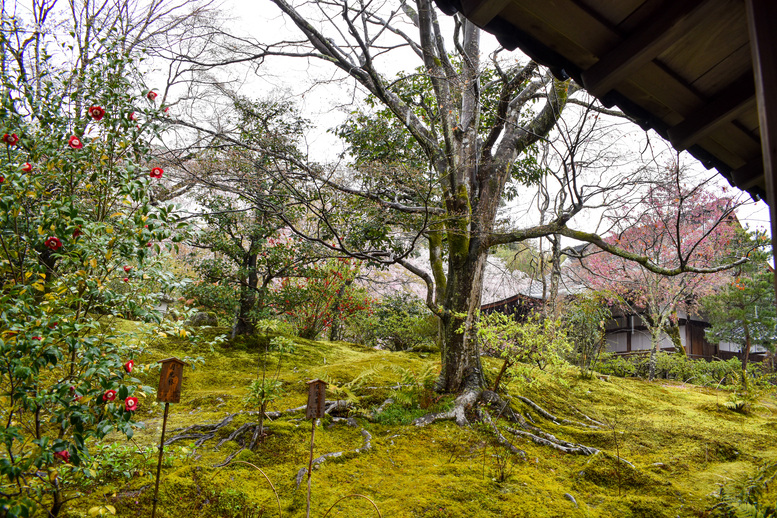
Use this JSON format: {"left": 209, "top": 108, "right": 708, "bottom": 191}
{"left": 475, "top": 311, "right": 570, "bottom": 392}
{"left": 702, "top": 233, "right": 776, "bottom": 378}
{"left": 565, "top": 292, "right": 612, "bottom": 378}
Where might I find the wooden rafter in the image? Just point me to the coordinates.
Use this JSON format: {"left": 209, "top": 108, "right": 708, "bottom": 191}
{"left": 668, "top": 72, "right": 756, "bottom": 151}
{"left": 731, "top": 158, "right": 764, "bottom": 191}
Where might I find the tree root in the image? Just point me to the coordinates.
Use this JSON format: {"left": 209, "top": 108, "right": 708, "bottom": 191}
{"left": 411, "top": 389, "right": 480, "bottom": 427}
{"left": 165, "top": 400, "right": 356, "bottom": 467}
{"left": 412, "top": 389, "right": 605, "bottom": 457}
{"left": 514, "top": 396, "right": 601, "bottom": 429}
{"left": 294, "top": 419, "right": 373, "bottom": 488}
{"left": 482, "top": 410, "right": 525, "bottom": 457}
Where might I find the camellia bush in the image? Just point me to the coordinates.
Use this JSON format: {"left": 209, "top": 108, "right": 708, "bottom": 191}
{"left": 271, "top": 258, "right": 373, "bottom": 340}
{"left": 0, "top": 39, "right": 180, "bottom": 516}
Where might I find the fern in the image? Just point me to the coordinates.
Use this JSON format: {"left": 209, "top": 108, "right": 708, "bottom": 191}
{"left": 710, "top": 463, "right": 777, "bottom": 517}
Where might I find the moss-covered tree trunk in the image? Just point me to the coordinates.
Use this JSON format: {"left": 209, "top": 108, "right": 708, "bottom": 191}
{"left": 438, "top": 249, "right": 488, "bottom": 392}
{"left": 232, "top": 252, "right": 258, "bottom": 338}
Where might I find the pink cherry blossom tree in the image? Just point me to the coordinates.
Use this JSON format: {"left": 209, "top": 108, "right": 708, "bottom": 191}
{"left": 574, "top": 165, "right": 749, "bottom": 380}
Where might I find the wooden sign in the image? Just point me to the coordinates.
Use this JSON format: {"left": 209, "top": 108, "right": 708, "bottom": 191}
{"left": 157, "top": 357, "right": 186, "bottom": 403}
{"left": 306, "top": 379, "right": 327, "bottom": 419}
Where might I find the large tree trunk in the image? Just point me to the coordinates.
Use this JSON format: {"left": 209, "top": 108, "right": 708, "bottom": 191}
{"left": 437, "top": 249, "right": 487, "bottom": 392}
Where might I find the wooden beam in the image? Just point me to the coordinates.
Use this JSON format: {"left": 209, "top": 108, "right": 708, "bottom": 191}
{"left": 746, "top": 0, "right": 777, "bottom": 293}
{"left": 667, "top": 73, "right": 756, "bottom": 150}
{"left": 458, "top": 0, "right": 511, "bottom": 26}
{"left": 581, "top": 0, "right": 708, "bottom": 98}
{"left": 730, "top": 157, "right": 764, "bottom": 190}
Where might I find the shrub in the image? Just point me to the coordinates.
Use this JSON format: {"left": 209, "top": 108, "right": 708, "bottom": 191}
{"left": 0, "top": 33, "right": 177, "bottom": 516}
{"left": 346, "top": 293, "right": 437, "bottom": 351}
{"left": 598, "top": 352, "right": 743, "bottom": 387}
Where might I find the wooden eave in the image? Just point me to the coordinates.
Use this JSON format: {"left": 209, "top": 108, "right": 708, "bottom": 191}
{"left": 433, "top": 0, "right": 776, "bottom": 209}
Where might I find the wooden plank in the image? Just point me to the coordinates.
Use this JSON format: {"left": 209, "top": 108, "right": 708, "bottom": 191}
{"left": 572, "top": 0, "right": 646, "bottom": 27}
{"left": 667, "top": 73, "right": 756, "bottom": 150}
{"left": 701, "top": 127, "right": 762, "bottom": 169}
{"left": 656, "top": 0, "right": 747, "bottom": 87}
{"left": 580, "top": 0, "right": 710, "bottom": 97}
{"left": 501, "top": 0, "right": 619, "bottom": 63}
{"left": 745, "top": 0, "right": 777, "bottom": 260}
{"left": 690, "top": 42, "right": 751, "bottom": 95}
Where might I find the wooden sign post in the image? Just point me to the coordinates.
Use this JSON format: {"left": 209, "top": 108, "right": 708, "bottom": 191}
{"left": 305, "top": 379, "right": 327, "bottom": 518}
{"left": 152, "top": 358, "right": 187, "bottom": 518}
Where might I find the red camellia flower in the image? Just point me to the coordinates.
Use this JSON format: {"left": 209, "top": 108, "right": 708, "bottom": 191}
{"left": 124, "top": 265, "right": 132, "bottom": 273}
{"left": 124, "top": 360, "right": 134, "bottom": 373}
{"left": 103, "top": 389, "right": 117, "bottom": 402}
{"left": 54, "top": 450, "right": 70, "bottom": 463}
{"left": 149, "top": 167, "right": 163, "bottom": 179}
{"left": 21, "top": 162, "right": 32, "bottom": 173}
{"left": 146, "top": 242, "right": 152, "bottom": 248}
{"left": 72, "top": 226, "right": 83, "bottom": 238}
{"left": 44, "top": 236, "right": 62, "bottom": 251}
{"left": 32, "top": 336, "right": 41, "bottom": 341}
{"left": 68, "top": 135, "right": 83, "bottom": 149}
{"left": 123, "top": 277, "right": 129, "bottom": 283}
{"left": 2, "top": 133, "right": 19, "bottom": 146}
{"left": 88, "top": 106, "right": 105, "bottom": 121}
{"left": 147, "top": 90, "right": 158, "bottom": 101}
{"left": 0, "top": 177, "right": 4, "bottom": 184}
{"left": 124, "top": 397, "right": 138, "bottom": 412}
{"left": 129, "top": 111, "right": 138, "bottom": 121}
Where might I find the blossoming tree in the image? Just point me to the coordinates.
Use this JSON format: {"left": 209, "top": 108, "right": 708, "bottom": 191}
{"left": 574, "top": 168, "right": 748, "bottom": 380}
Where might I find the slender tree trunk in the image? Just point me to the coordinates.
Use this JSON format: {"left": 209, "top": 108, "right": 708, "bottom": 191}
{"left": 742, "top": 321, "right": 751, "bottom": 378}
{"left": 666, "top": 320, "right": 686, "bottom": 356}
{"left": 232, "top": 253, "right": 258, "bottom": 338}
{"left": 648, "top": 327, "right": 661, "bottom": 381}
{"left": 328, "top": 279, "right": 352, "bottom": 341}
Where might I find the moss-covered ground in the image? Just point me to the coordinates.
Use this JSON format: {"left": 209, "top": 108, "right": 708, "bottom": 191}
{"left": 61, "top": 322, "right": 777, "bottom": 517}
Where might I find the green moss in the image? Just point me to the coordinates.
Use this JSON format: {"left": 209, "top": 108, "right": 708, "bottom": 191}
{"left": 57, "top": 327, "right": 777, "bottom": 518}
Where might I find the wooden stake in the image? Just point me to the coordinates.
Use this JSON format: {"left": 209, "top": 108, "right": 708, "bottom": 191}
{"left": 151, "top": 402, "right": 170, "bottom": 518}
{"left": 306, "top": 419, "right": 316, "bottom": 518}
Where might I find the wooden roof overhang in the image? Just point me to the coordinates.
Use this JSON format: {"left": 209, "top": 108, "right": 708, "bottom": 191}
{"left": 434, "top": 0, "right": 777, "bottom": 240}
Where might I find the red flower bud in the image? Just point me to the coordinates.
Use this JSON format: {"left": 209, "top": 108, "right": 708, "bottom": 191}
{"left": 54, "top": 450, "right": 70, "bottom": 463}
{"left": 124, "top": 360, "right": 134, "bottom": 373}
{"left": 21, "top": 162, "right": 32, "bottom": 173}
